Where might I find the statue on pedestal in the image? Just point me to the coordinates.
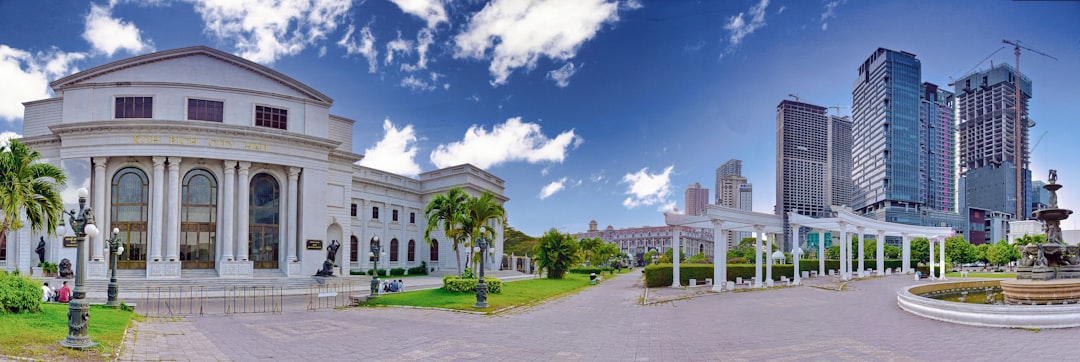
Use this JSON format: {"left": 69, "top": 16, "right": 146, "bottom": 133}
{"left": 35, "top": 237, "right": 46, "bottom": 264}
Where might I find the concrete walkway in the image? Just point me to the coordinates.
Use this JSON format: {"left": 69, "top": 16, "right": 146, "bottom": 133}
{"left": 120, "top": 273, "right": 1076, "bottom": 361}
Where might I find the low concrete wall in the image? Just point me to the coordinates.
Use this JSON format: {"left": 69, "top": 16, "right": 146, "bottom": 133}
{"left": 897, "top": 280, "right": 1080, "bottom": 329}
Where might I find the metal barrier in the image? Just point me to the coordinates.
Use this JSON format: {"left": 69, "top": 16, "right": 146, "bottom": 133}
{"left": 138, "top": 286, "right": 208, "bottom": 316}
{"left": 307, "top": 282, "right": 359, "bottom": 311}
{"left": 224, "top": 285, "right": 283, "bottom": 315}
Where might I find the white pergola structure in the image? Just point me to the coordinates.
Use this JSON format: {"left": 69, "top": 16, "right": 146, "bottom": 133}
{"left": 787, "top": 207, "right": 955, "bottom": 281}
{"left": 664, "top": 205, "right": 784, "bottom": 291}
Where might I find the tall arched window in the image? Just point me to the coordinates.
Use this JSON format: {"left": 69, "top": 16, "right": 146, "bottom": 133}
{"left": 407, "top": 240, "right": 416, "bottom": 262}
{"left": 350, "top": 235, "right": 358, "bottom": 262}
{"left": 699, "top": 244, "right": 704, "bottom": 254}
{"left": 181, "top": 169, "right": 217, "bottom": 269}
{"left": 430, "top": 239, "right": 439, "bottom": 262}
{"left": 250, "top": 173, "right": 280, "bottom": 269}
{"left": 112, "top": 167, "right": 148, "bottom": 269}
{"left": 390, "top": 239, "right": 399, "bottom": 262}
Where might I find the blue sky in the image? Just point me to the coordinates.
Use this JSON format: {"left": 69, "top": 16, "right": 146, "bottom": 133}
{"left": 1, "top": 0, "right": 1079, "bottom": 236}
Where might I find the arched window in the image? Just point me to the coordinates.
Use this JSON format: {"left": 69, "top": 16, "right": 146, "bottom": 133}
{"left": 250, "top": 173, "right": 280, "bottom": 269}
{"left": 350, "top": 235, "right": 358, "bottom": 262}
{"left": 408, "top": 240, "right": 416, "bottom": 262}
{"left": 699, "top": 244, "right": 704, "bottom": 254}
{"left": 390, "top": 239, "right": 399, "bottom": 262}
{"left": 112, "top": 167, "right": 148, "bottom": 269}
{"left": 181, "top": 169, "right": 217, "bottom": 269}
{"left": 430, "top": 239, "right": 439, "bottom": 261}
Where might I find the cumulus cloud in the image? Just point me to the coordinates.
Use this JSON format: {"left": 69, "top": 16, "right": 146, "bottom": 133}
{"left": 358, "top": 119, "right": 422, "bottom": 177}
{"left": 621, "top": 165, "right": 674, "bottom": 209}
{"left": 389, "top": 0, "right": 448, "bottom": 29}
{"left": 820, "top": 0, "right": 844, "bottom": 31}
{"left": 546, "top": 62, "right": 578, "bottom": 88}
{"left": 724, "top": 0, "right": 769, "bottom": 47}
{"left": 0, "top": 131, "right": 21, "bottom": 147}
{"left": 539, "top": 177, "right": 567, "bottom": 200}
{"left": 338, "top": 24, "right": 378, "bottom": 73}
{"left": 83, "top": 3, "right": 154, "bottom": 57}
{"left": 0, "top": 45, "right": 87, "bottom": 122}
{"left": 430, "top": 117, "right": 579, "bottom": 169}
{"left": 192, "top": 0, "right": 352, "bottom": 64}
{"left": 453, "top": 0, "right": 622, "bottom": 86}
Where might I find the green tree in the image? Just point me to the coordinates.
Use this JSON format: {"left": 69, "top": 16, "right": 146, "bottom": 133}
{"left": 975, "top": 243, "right": 991, "bottom": 264}
{"left": 658, "top": 248, "right": 686, "bottom": 264}
{"left": 593, "top": 242, "right": 620, "bottom": 266}
{"left": 825, "top": 245, "right": 840, "bottom": 260}
{"left": 578, "top": 237, "right": 602, "bottom": 266}
{"left": 910, "top": 237, "right": 930, "bottom": 264}
{"left": 986, "top": 240, "right": 1012, "bottom": 267}
{"left": 424, "top": 187, "right": 469, "bottom": 277}
{"left": 1014, "top": 234, "right": 1046, "bottom": 245}
{"left": 502, "top": 226, "right": 537, "bottom": 256}
{"left": 686, "top": 252, "right": 708, "bottom": 264}
{"left": 0, "top": 139, "right": 67, "bottom": 245}
{"left": 533, "top": 228, "right": 579, "bottom": 279}
{"left": 944, "top": 236, "right": 976, "bottom": 265}
{"left": 463, "top": 191, "right": 507, "bottom": 269}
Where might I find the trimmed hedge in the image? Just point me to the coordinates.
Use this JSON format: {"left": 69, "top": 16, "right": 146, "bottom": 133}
{"left": 407, "top": 261, "right": 428, "bottom": 275}
{"left": 389, "top": 268, "right": 406, "bottom": 276}
{"left": 350, "top": 269, "right": 365, "bottom": 275}
{"left": 0, "top": 271, "right": 42, "bottom": 313}
{"left": 367, "top": 269, "right": 389, "bottom": 277}
{"left": 441, "top": 275, "right": 503, "bottom": 294}
{"left": 915, "top": 264, "right": 954, "bottom": 276}
{"left": 643, "top": 259, "right": 913, "bottom": 287}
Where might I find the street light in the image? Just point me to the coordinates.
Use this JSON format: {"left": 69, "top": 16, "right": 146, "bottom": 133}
{"left": 651, "top": 248, "right": 659, "bottom": 265}
{"left": 59, "top": 188, "right": 98, "bottom": 350}
{"left": 369, "top": 236, "right": 382, "bottom": 298}
{"left": 105, "top": 227, "right": 124, "bottom": 307}
{"left": 473, "top": 237, "right": 493, "bottom": 308}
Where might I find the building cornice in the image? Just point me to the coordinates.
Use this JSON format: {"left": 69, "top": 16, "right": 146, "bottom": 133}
{"left": 49, "top": 120, "right": 340, "bottom": 151}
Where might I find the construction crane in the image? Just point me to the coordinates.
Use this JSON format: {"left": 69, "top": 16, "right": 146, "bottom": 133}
{"left": 1031, "top": 130, "right": 1048, "bottom": 153}
{"left": 788, "top": 93, "right": 800, "bottom": 102}
{"left": 1003, "top": 39, "right": 1057, "bottom": 220}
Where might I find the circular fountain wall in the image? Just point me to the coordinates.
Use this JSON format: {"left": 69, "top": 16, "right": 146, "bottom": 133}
{"left": 897, "top": 280, "right": 1080, "bottom": 329}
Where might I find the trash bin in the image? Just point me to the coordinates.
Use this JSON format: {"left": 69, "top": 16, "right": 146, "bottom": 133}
{"left": 590, "top": 272, "right": 597, "bottom": 285}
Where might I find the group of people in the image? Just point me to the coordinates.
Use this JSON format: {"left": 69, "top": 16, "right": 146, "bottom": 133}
{"left": 41, "top": 281, "right": 71, "bottom": 303}
{"left": 380, "top": 279, "right": 405, "bottom": 293}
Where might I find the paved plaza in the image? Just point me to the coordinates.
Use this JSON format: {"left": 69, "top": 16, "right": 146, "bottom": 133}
{"left": 120, "top": 273, "right": 1076, "bottom": 361}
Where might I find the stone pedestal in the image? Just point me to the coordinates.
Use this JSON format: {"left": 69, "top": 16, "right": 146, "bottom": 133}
{"left": 287, "top": 261, "right": 301, "bottom": 276}
{"left": 219, "top": 260, "right": 254, "bottom": 277}
{"left": 147, "top": 261, "right": 181, "bottom": 279}
{"left": 86, "top": 261, "right": 108, "bottom": 280}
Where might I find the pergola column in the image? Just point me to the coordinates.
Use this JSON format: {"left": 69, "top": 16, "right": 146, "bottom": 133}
{"left": 929, "top": 238, "right": 936, "bottom": 279}
{"left": 765, "top": 232, "right": 774, "bottom": 286}
{"left": 901, "top": 233, "right": 910, "bottom": 274}
{"left": 939, "top": 235, "right": 946, "bottom": 280}
{"left": 817, "top": 229, "right": 825, "bottom": 277}
{"left": 876, "top": 230, "right": 885, "bottom": 276}
{"left": 753, "top": 225, "right": 764, "bottom": 288}
{"left": 671, "top": 225, "right": 681, "bottom": 288}
{"left": 791, "top": 223, "right": 801, "bottom": 285}
{"left": 838, "top": 222, "right": 848, "bottom": 280}
{"left": 711, "top": 220, "right": 725, "bottom": 292}
{"left": 856, "top": 226, "right": 865, "bottom": 277}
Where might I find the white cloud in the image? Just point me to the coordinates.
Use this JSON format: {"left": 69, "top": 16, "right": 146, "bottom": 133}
{"left": 385, "top": 32, "right": 414, "bottom": 65}
{"left": 590, "top": 170, "right": 605, "bottom": 183}
{"left": 723, "top": 0, "right": 769, "bottom": 47}
{"left": 621, "top": 165, "right": 674, "bottom": 209}
{"left": 453, "top": 0, "right": 621, "bottom": 86}
{"left": 83, "top": 3, "right": 154, "bottom": 57}
{"left": 400, "top": 28, "right": 435, "bottom": 72}
{"left": 546, "top": 62, "right": 578, "bottom": 88}
{"left": 777, "top": 5, "right": 786, "bottom": 15}
{"left": 358, "top": 119, "right": 422, "bottom": 177}
{"left": 622, "top": 0, "right": 643, "bottom": 10}
{"left": 389, "top": 0, "right": 448, "bottom": 29}
{"left": 539, "top": 177, "right": 567, "bottom": 200}
{"left": 820, "top": 0, "right": 844, "bottom": 31}
{"left": 192, "top": 0, "right": 352, "bottom": 64}
{"left": 401, "top": 74, "right": 434, "bottom": 91}
{"left": 338, "top": 24, "right": 378, "bottom": 73}
{"left": 0, "top": 45, "right": 87, "bottom": 122}
{"left": 0, "top": 131, "right": 21, "bottom": 147}
{"left": 430, "top": 117, "right": 579, "bottom": 169}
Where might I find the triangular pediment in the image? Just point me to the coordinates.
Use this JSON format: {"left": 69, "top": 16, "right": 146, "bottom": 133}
{"left": 50, "top": 46, "right": 332, "bottom": 104}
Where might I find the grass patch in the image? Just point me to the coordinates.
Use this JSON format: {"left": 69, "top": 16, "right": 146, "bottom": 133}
{"left": 362, "top": 273, "right": 597, "bottom": 313}
{"left": 0, "top": 303, "right": 140, "bottom": 360}
{"left": 945, "top": 272, "right": 1017, "bottom": 278}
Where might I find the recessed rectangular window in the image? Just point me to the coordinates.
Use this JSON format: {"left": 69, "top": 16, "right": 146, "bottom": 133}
{"left": 255, "top": 105, "right": 287, "bottom": 130}
{"left": 392, "top": 210, "right": 399, "bottom": 222}
{"left": 350, "top": 203, "right": 357, "bottom": 217}
{"left": 188, "top": 99, "right": 224, "bottom": 122}
{"left": 372, "top": 206, "right": 379, "bottom": 219}
{"left": 409, "top": 212, "right": 415, "bottom": 224}
{"left": 115, "top": 97, "right": 153, "bottom": 118}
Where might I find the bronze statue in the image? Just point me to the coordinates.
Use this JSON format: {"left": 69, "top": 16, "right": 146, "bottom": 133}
{"left": 314, "top": 259, "right": 335, "bottom": 277}
{"left": 58, "top": 258, "right": 74, "bottom": 279}
{"left": 35, "top": 237, "right": 46, "bottom": 264}
{"left": 1049, "top": 169, "right": 1058, "bottom": 184}
{"left": 327, "top": 239, "right": 340, "bottom": 265}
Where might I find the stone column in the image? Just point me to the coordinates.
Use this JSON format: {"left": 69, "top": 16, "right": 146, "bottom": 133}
{"left": 711, "top": 220, "right": 725, "bottom": 292}
{"left": 151, "top": 157, "right": 165, "bottom": 261}
{"left": 939, "top": 235, "right": 946, "bottom": 280}
{"left": 838, "top": 222, "right": 848, "bottom": 280}
{"left": 236, "top": 162, "right": 250, "bottom": 260}
{"left": 791, "top": 223, "right": 800, "bottom": 285}
{"left": 671, "top": 226, "right": 680, "bottom": 288}
{"left": 221, "top": 161, "right": 236, "bottom": 261}
{"left": 91, "top": 157, "right": 107, "bottom": 261}
{"left": 166, "top": 157, "right": 181, "bottom": 261}
{"left": 929, "top": 239, "right": 936, "bottom": 279}
{"left": 754, "top": 225, "right": 764, "bottom": 288}
{"left": 765, "top": 232, "right": 773, "bottom": 286}
{"left": 817, "top": 230, "right": 825, "bottom": 277}
{"left": 901, "top": 233, "right": 910, "bottom": 274}
{"left": 876, "top": 230, "right": 885, "bottom": 276}
{"left": 856, "top": 226, "right": 865, "bottom": 277}
{"left": 287, "top": 167, "right": 300, "bottom": 263}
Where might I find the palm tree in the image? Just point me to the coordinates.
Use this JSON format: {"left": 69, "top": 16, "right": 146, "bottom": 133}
{"left": 424, "top": 187, "right": 469, "bottom": 277}
{"left": 464, "top": 191, "right": 506, "bottom": 270}
{"left": 0, "top": 139, "right": 67, "bottom": 248}
{"left": 533, "top": 228, "right": 579, "bottom": 279}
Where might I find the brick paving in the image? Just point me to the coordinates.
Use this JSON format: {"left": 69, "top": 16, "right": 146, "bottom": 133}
{"left": 120, "top": 272, "right": 1077, "bottom": 361}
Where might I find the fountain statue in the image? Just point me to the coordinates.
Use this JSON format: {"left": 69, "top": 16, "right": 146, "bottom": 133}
{"left": 1001, "top": 169, "right": 1080, "bottom": 305}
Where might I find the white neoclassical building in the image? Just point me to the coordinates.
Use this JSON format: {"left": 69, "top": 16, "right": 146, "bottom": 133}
{"left": 2, "top": 46, "right": 507, "bottom": 279}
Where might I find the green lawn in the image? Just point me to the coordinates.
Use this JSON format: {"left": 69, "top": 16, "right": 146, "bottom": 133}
{"left": 0, "top": 303, "right": 139, "bottom": 361}
{"left": 945, "top": 272, "right": 1017, "bottom": 278}
{"left": 362, "top": 272, "right": 606, "bottom": 313}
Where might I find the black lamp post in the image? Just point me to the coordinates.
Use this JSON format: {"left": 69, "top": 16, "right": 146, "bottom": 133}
{"left": 369, "top": 236, "right": 382, "bottom": 298}
{"left": 473, "top": 237, "right": 491, "bottom": 308}
{"left": 105, "top": 227, "right": 123, "bottom": 308}
{"left": 60, "top": 188, "right": 98, "bottom": 350}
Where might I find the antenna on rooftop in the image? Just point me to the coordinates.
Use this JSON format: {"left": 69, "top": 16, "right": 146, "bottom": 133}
{"left": 787, "top": 93, "right": 800, "bottom": 102}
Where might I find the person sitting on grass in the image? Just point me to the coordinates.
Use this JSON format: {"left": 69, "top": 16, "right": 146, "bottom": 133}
{"left": 57, "top": 281, "right": 71, "bottom": 303}
{"left": 41, "top": 282, "right": 54, "bottom": 302}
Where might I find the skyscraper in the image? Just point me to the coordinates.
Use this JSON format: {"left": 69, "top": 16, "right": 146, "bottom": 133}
{"left": 715, "top": 159, "right": 751, "bottom": 246}
{"left": 684, "top": 182, "right": 709, "bottom": 216}
{"left": 776, "top": 100, "right": 830, "bottom": 250}
{"left": 955, "top": 63, "right": 1033, "bottom": 220}
{"left": 851, "top": 48, "right": 963, "bottom": 231}
{"left": 830, "top": 115, "right": 853, "bottom": 208}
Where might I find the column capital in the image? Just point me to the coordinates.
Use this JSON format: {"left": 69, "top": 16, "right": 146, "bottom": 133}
{"left": 237, "top": 161, "right": 251, "bottom": 171}
{"left": 167, "top": 157, "right": 182, "bottom": 168}
{"left": 152, "top": 156, "right": 166, "bottom": 166}
{"left": 710, "top": 219, "right": 724, "bottom": 228}
{"left": 223, "top": 160, "right": 238, "bottom": 171}
{"left": 753, "top": 224, "right": 764, "bottom": 232}
{"left": 288, "top": 166, "right": 301, "bottom": 177}
{"left": 837, "top": 221, "right": 847, "bottom": 228}
{"left": 790, "top": 223, "right": 800, "bottom": 230}
{"left": 92, "top": 156, "right": 108, "bottom": 166}
{"left": 877, "top": 229, "right": 886, "bottom": 236}
{"left": 901, "top": 232, "right": 909, "bottom": 237}
{"left": 856, "top": 226, "right": 865, "bottom": 233}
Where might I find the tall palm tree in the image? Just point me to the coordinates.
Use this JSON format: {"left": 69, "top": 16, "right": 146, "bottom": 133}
{"left": 424, "top": 187, "right": 469, "bottom": 277}
{"left": 534, "top": 228, "right": 579, "bottom": 279}
{"left": 0, "top": 139, "right": 67, "bottom": 247}
{"left": 464, "top": 191, "right": 506, "bottom": 270}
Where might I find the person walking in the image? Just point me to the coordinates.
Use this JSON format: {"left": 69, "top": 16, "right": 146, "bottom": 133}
{"left": 57, "top": 281, "right": 71, "bottom": 303}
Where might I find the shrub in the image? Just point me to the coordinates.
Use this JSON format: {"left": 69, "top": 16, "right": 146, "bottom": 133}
{"left": 0, "top": 271, "right": 42, "bottom": 313}
{"left": 441, "top": 276, "right": 502, "bottom": 294}
{"left": 366, "top": 269, "right": 388, "bottom": 277}
{"left": 350, "top": 269, "right": 365, "bottom": 275}
{"left": 569, "top": 267, "right": 602, "bottom": 274}
{"left": 389, "top": 268, "right": 406, "bottom": 276}
{"left": 642, "top": 259, "right": 911, "bottom": 287}
{"left": 727, "top": 257, "right": 747, "bottom": 264}
{"left": 407, "top": 261, "right": 428, "bottom": 275}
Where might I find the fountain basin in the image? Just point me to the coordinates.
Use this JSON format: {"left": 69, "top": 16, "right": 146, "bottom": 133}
{"left": 1000, "top": 278, "right": 1080, "bottom": 305}
{"left": 897, "top": 280, "right": 1080, "bottom": 329}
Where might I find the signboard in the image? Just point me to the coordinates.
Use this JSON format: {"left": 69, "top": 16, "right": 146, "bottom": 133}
{"left": 306, "top": 239, "right": 323, "bottom": 250}
{"left": 63, "top": 236, "right": 78, "bottom": 247}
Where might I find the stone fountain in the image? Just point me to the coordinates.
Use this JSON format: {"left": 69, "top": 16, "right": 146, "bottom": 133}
{"left": 1000, "top": 169, "right": 1080, "bottom": 304}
